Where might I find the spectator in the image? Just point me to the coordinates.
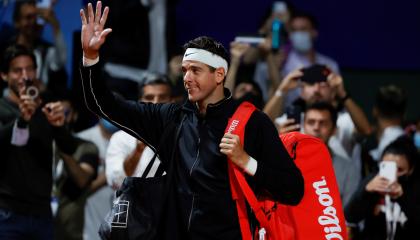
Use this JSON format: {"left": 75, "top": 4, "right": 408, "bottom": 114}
{"left": 369, "top": 85, "right": 407, "bottom": 162}
{"left": 265, "top": 66, "right": 371, "bottom": 152}
{"left": 303, "top": 102, "right": 360, "bottom": 208}
{"left": 242, "top": 1, "right": 292, "bottom": 101}
{"left": 106, "top": 73, "right": 172, "bottom": 189}
{"left": 345, "top": 136, "right": 420, "bottom": 240}
{"left": 0, "top": 44, "right": 76, "bottom": 240}
{"left": 225, "top": 41, "right": 264, "bottom": 109}
{"left": 0, "top": 0, "right": 68, "bottom": 96}
{"left": 281, "top": 12, "right": 340, "bottom": 108}
{"left": 76, "top": 117, "right": 117, "bottom": 240}
{"left": 52, "top": 97, "right": 99, "bottom": 240}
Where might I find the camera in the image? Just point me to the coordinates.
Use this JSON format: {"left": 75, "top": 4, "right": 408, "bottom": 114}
{"left": 300, "top": 64, "right": 331, "bottom": 84}
{"left": 24, "top": 79, "right": 39, "bottom": 100}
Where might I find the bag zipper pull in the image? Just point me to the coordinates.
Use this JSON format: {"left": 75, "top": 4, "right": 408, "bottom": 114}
{"left": 259, "top": 228, "right": 266, "bottom": 240}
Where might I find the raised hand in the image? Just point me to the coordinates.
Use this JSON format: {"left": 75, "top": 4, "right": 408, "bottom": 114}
{"left": 327, "top": 73, "right": 346, "bottom": 99}
{"left": 365, "top": 175, "right": 391, "bottom": 194}
{"left": 229, "top": 42, "right": 251, "bottom": 61}
{"left": 42, "top": 101, "right": 65, "bottom": 127}
{"left": 278, "top": 68, "right": 303, "bottom": 93}
{"left": 80, "top": 1, "right": 112, "bottom": 59}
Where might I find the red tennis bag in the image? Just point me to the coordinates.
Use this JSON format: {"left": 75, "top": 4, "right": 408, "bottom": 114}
{"left": 226, "top": 102, "right": 347, "bottom": 240}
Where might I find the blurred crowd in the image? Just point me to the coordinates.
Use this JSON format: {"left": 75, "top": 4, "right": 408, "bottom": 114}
{"left": 0, "top": 1, "right": 419, "bottom": 240}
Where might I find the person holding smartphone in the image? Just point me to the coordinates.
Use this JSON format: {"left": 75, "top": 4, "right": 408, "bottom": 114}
{"left": 345, "top": 136, "right": 420, "bottom": 240}
{"left": 0, "top": 0, "right": 67, "bottom": 96}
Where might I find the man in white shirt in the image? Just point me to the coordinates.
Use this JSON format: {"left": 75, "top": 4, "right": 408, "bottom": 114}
{"left": 106, "top": 73, "right": 172, "bottom": 189}
{"left": 369, "top": 85, "right": 406, "bottom": 161}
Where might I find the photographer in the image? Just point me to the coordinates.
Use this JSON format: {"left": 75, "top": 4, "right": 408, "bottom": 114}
{"left": 345, "top": 136, "right": 420, "bottom": 239}
{"left": 0, "top": 44, "right": 77, "bottom": 239}
{"left": 264, "top": 64, "right": 371, "bottom": 156}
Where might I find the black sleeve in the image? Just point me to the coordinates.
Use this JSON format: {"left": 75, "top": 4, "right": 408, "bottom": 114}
{"left": 344, "top": 173, "right": 381, "bottom": 223}
{"left": 52, "top": 126, "right": 79, "bottom": 155}
{"left": 79, "top": 62, "right": 178, "bottom": 150}
{"left": 244, "top": 110, "right": 304, "bottom": 205}
{"left": 79, "top": 153, "right": 99, "bottom": 179}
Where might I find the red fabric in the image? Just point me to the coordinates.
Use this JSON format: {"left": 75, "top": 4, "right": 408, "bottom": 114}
{"left": 226, "top": 102, "right": 294, "bottom": 240}
{"left": 279, "top": 133, "right": 347, "bottom": 240}
{"left": 226, "top": 102, "right": 347, "bottom": 240}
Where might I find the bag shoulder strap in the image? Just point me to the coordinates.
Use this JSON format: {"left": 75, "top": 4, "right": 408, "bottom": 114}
{"left": 226, "top": 101, "right": 274, "bottom": 238}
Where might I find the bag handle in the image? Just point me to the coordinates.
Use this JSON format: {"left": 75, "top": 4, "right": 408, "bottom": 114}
{"left": 225, "top": 102, "right": 273, "bottom": 238}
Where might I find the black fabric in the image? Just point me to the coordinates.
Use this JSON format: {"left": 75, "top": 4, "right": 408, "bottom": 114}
{"left": 0, "top": 98, "right": 77, "bottom": 217}
{"left": 99, "top": 110, "right": 185, "bottom": 240}
{"left": 345, "top": 172, "right": 420, "bottom": 240}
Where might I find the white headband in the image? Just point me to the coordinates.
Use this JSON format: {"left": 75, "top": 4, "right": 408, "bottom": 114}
{"left": 183, "top": 48, "right": 228, "bottom": 76}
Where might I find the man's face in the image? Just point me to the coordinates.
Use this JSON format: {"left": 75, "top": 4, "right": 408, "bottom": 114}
{"left": 15, "top": 3, "right": 39, "bottom": 37}
{"left": 1, "top": 55, "right": 37, "bottom": 97}
{"left": 303, "top": 109, "right": 335, "bottom": 143}
{"left": 140, "top": 84, "right": 171, "bottom": 104}
{"left": 182, "top": 60, "right": 223, "bottom": 103}
{"left": 290, "top": 17, "right": 316, "bottom": 38}
{"left": 301, "top": 81, "right": 334, "bottom": 105}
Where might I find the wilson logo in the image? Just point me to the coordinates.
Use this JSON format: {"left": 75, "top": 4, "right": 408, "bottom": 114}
{"left": 227, "top": 120, "right": 240, "bottom": 133}
{"left": 312, "top": 177, "right": 344, "bottom": 240}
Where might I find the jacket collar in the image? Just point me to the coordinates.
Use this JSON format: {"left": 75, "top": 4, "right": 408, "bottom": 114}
{"left": 182, "top": 88, "right": 233, "bottom": 117}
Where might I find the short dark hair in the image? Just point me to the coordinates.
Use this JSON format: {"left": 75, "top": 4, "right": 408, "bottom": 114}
{"left": 382, "top": 136, "right": 418, "bottom": 174}
{"left": 291, "top": 12, "right": 319, "bottom": 30}
{"left": 138, "top": 72, "right": 172, "bottom": 98}
{"left": 305, "top": 101, "right": 338, "bottom": 128}
{"left": 1, "top": 44, "right": 37, "bottom": 73}
{"left": 13, "top": 0, "right": 36, "bottom": 23}
{"left": 182, "top": 36, "right": 229, "bottom": 72}
{"left": 375, "top": 84, "right": 406, "bottom": 120}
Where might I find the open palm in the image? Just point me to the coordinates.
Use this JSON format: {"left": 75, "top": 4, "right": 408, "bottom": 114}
{"left": 80, "top": 1, "right": 112, "bottom": 59}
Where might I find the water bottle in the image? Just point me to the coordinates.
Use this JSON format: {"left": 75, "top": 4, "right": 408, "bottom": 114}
{"left": 271, "top": 18, "right": 282, "bottom": 51}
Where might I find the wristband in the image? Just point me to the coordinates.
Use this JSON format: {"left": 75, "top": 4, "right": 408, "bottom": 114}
{"left": 274, "top": 90, "right": 283, "bottom": 97}
{"left": 244, "top": 156, "right": 257, "bottom": 176}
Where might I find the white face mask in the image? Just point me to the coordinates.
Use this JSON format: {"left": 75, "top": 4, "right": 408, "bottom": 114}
{"left": 290, "top": 31, "right": 313, "bottom": 53}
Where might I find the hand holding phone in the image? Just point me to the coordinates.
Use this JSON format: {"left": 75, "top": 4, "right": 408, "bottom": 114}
{"left": 36, "top": 0, "right": 52, "bottom": 25}
{"left": 285, "top": 105, "right": 301, "bottom": 129}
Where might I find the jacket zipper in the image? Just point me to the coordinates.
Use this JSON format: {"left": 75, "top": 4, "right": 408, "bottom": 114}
{"left": 187, "top": 194, "right": 196, "bottom": 231}
{"left": 189, "top": 137, "right": 201, "bottom": 176}
{"left": 188, "top": 137, "right": 200, "bottom": 230}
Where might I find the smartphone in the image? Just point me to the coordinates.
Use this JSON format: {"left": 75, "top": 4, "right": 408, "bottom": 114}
{"left": 300, "top": 64, "right": 331, "bottom": 84}
{"left": 379, "top": 161, "right": 397, "bottom": 183}
{"left": 285, "top": 105, "right": 302, "bottom": 127}
{"left": 234, "top": 36, "right": 265, "bottom": 46}
{"left": 36, "top": 0, "right": 52, "bottom": 25}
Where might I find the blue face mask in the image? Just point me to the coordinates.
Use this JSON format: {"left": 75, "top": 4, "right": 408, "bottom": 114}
{"left": 290, "top": 31, "right": 313, "bottom": 53}
{"left": 99, "top": 118, "right": 119, "bottom": 134}
{"left": 414, "top": 132, "right": 420, "bottom": 149}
